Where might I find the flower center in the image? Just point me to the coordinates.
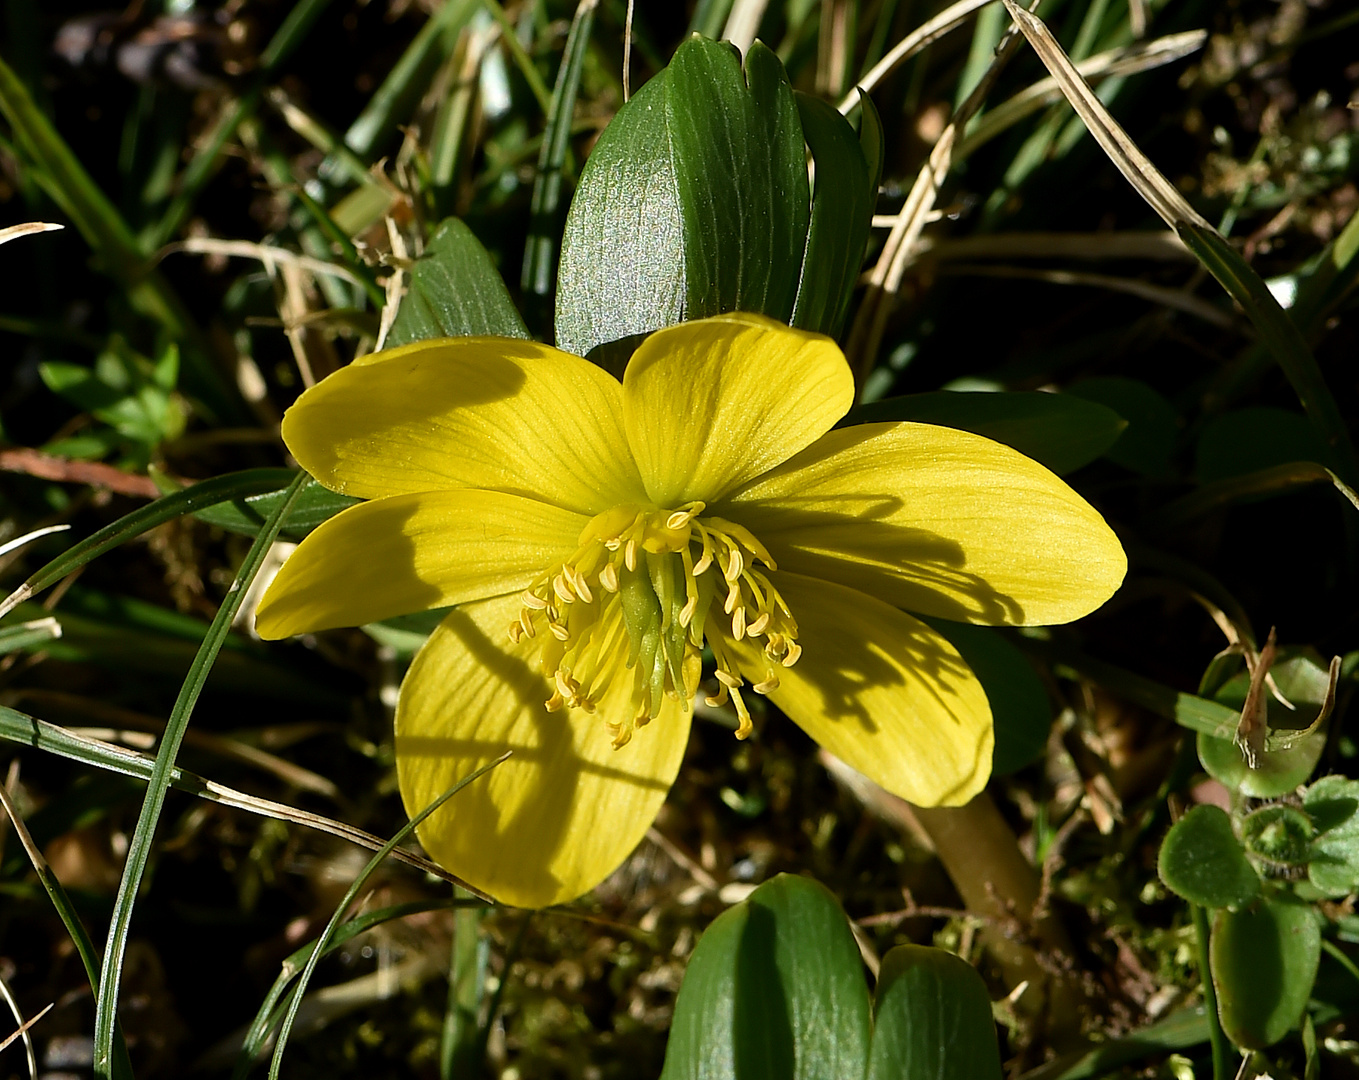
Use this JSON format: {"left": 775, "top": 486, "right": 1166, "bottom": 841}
{"left": 507, "top": 502, "right": 801, "bottom": 748}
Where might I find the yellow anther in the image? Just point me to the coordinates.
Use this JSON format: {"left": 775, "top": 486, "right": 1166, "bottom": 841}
{"left": 746, "top": 611, "right": 771, "bottom": 636}
{"left": 754, "top": 674, "right": 780, "bottom": 694}
{"left": 782, "top": 641, "right": 802, "bottom": 666}
{"left": 519, "top": 610, "right": 536, "bottom": 639}
{"left": 731, "top": 606, "right": 746, "bottom": 640}
{"left": 522, "top": 590, "right": 548, "bottom": 610}
{"left": 725, "top": 547, "right": 743, "bottom": 582}
{"left": 599, "top": 561, "right": 619, "bottom": 593}
{"left": 549, "top": 621, "right": 571, "bottom": 642}
{"left": 715, "top": 668, "right": 741, "bottom": 688}
{"left": 568, "top": 566, "right": 593, "bottom": 603}
{"left": 679, "top": 594, "right": 698, "bottom": 627}
{"left": 508, "top": 621, "right": 524, "bottom": 644}
{"left": 624, "top": 538, "right": 638, "bottom": 571}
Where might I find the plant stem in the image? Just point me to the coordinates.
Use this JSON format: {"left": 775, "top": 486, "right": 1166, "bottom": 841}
{"left": 1191, "top": 902, "right": 1231, "bottom": 1080}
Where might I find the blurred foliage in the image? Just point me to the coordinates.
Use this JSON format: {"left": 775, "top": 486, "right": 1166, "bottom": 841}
{"left": 0, "top": 0, "right": 1357, "bottom": 1077}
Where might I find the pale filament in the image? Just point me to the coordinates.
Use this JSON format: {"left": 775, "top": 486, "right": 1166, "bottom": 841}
{"left": 507, "top": 501, "right": 801, "bottom": 747}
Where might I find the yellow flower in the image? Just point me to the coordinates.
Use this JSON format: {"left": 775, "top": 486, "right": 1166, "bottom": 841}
{"left": 256, "top": 314, "right": 1125, "bottom": 907}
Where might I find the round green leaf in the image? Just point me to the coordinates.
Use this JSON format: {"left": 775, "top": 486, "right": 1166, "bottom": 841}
{"left": 1157, "top": 805, "right": 1260, "bottom": 910}
{"left": 1304, "top": 775, "right": 1359, "bottom": 896}
{"left": 661, "top": 874, "right": 871, "bottom": 1080}
{"left": 1199, "top": 652, "right": 1334, "bottom": 797}
{"left": 867, "top": 946, "right": 1003, "bottom": 1080}
{"left": 1211, "top": 898, "right": 1321, "bottom": 1049}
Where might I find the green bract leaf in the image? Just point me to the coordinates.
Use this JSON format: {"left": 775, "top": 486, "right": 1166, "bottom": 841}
{"left": 1304, "top": 775, "right": 1359, "bottom": 897}
{"left": 848, "top": 391, "right": 1126, "bottom": 475}
{"left": 867, "top": 945, "right": 1003, "bottom": 1080}
{"left": 660, "top": 874, "right": 871, "bottom": 1080}
{"left": 193, "top": 478, "right": 359, "bottom": 541}
{"left": 1067, "top": 376, "right": 1178, "bottom": 477}
{"left": 1195, "top": 407, "right": 1334, "bottom": 485}
{"left": 557, "top": 38, "right": 874, "bottom": 357}
{"left": 1157, "top": 805, "right": 1259, "bottom": 910}
{"left": 791, "top": 93, "right": 873, "bottom": 339}
{"left": 385, "top": 217, "right": 530, "bottom": 347}
{"left": 926, "top": 620, "right": 1051, "bottom": 774}
{"left": 1211, "top": 898, "right": 1320, "bottom": 1049}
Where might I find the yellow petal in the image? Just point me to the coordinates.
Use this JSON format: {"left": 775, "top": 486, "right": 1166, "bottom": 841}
{"left": 622, "top": 314, "right": 854, "bottom": 506}
{"left": 283, "top": 337, "right": 647, "bottom": 514}
{"left": 254, "top": 490, "right": 584, "bottom": 639}
{"left": 395, "top": 593, "right": 691, "bottom": 907}
{"left": 728, "top": 572, "right": 992, "bottom": 807}
{"left": 722, "top": 422, "right": 1126, "bottom": 626}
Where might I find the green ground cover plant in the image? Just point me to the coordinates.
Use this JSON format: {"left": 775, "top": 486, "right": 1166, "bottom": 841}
{"left": 0, "top": 0, "right": 1357, "bottom": 1077}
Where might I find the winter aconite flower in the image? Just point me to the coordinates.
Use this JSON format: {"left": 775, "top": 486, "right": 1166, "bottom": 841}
{"left": 255, "top": 314, "right": 1125, "bottom": 907}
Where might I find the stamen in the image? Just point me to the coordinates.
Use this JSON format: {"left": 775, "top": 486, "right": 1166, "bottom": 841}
{"left": 715, "top": 669, "right": 741, "bottom": 688}
{"left": 731, "top": 606, "right": 746, "bottom": 640}
{"left": 521, "top": 590, "right": 548, "bottom": 610}
{"left": 782, "top": 641, "right": 802, "bottom": 666}
{"left": 746, "top": 611, "right": 771, "bottom": 636}
{"left": 754, "top": 674, "right": 780, "bottom": 694}
{"left": 553, "top": 573, "right": 574, "bottom": 603}
{"left": 599, "top": 562, "right": 619, "bottom": 593}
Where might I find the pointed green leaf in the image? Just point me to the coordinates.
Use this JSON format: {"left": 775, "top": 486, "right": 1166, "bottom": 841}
{"left": 867, "top": 945, "right": 1002, "bottom": 1080}
{"left": 1211, "top": 898, "right": 1320, "bottom": 1049}
{"left": 1067, "top": 377, "right": 1178, "bottom": 477}
{"left": 664, "top": 39, "right": 809, "bottom": 321}
{"left": 556, "top": 38, "right": 812, "bottom": 358}
{"left": 660, "top": 874, "right": 871, "bottom": 1080}
{"left": 386, "top": 218, "right": 529, "bottom": 347}
{"left": 192, "top": 478, "right": 359, "bottom": 541}
{"left": 848, "top": 390, "right": 1126, "bottom": 475}
{"left": 555, "top": 73, "right": 684, "bottom": 356}
{"left": 791, "top": 92, "right": 872, "bottom": 337}
{"left": 1157, "top": 805, "right": 1259, "bottom": 910}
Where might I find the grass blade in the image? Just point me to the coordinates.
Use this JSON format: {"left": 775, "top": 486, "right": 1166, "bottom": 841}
{"left": 149, "top": 0, "right": 337, "bottom": 250}
{"left": 520, "top": 0, "right": 598, "bottom": 324}
{"left": 0, "top": 55, "right": 241, "bottom": 422}
{"left": 92, "top": 472, "right": 308, "bottom": 1079}
{"left": 0, "top": 782, "right": 135, "bottom": 1079}
{"left": 1177, "top": 224, "right": 1359, "bottom": 486}
{"left": 267, "top": 752, "right": 510, "bottom": 1078}
{"left": 343, "top": 0, "right": 479, "bottom": 160}
{"left": 0, "top": 706, "right": 477, "bottom": 888}
{"left": 0, "top": 469, "right": 294, "bottom": 619}
{"left": 232, "top": 897, "right": 483, "bottom": 1078}
{"left": 1000, "top": 0, "right": 1359, "bottom": 488}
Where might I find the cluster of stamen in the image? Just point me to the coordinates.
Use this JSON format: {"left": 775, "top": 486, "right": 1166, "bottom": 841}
{"left": 507, "top": 501, "right": 801, "bottom": 748}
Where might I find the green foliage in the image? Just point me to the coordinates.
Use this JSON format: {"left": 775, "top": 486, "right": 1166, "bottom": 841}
{"left": 1157, "top": 806, "right": 1260, "bottom": 911}
{"left": 40, "top": 342, "right": 184, "bottom": 466}
{"left": 661, "top": 875, "right": 1001, "bottom": 1080}
{"left": 555, "top": 37, "right": 875, "bottom": 357}
{"left": 387, "top": 218, "right": 531, "bottom": 347}
{"left": 1197, "top": 651, "right": 1335, "bottom": 798}
{"left": 1211, "top": 899, "right": 1321, "bottom": 1050}
{"left": 849, "top": 390, "right": 1126, "bottom": 475}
